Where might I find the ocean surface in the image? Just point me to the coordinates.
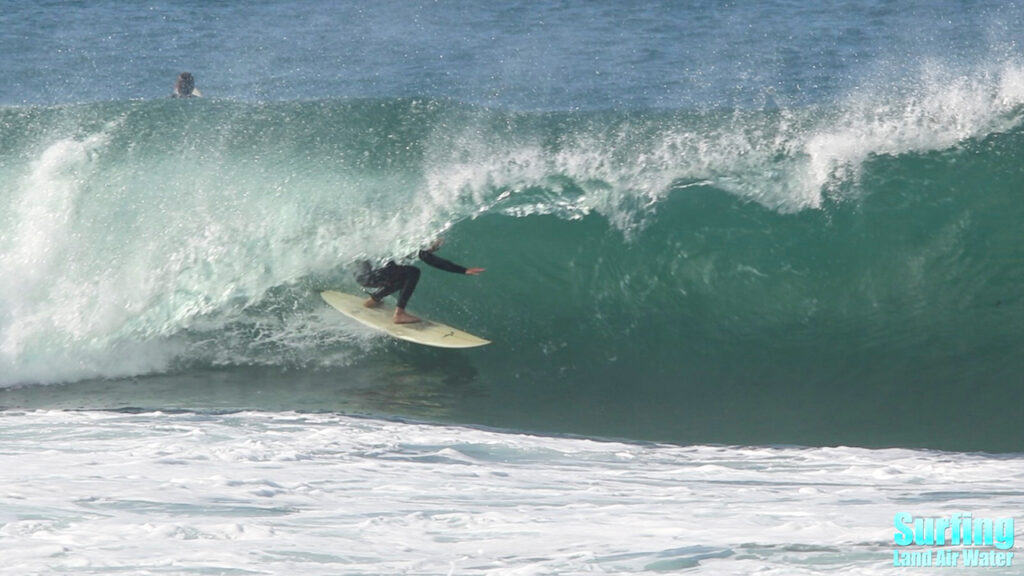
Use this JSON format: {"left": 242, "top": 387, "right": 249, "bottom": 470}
{"left": 2, "top": 1, "right": 1023, "bottom": 574}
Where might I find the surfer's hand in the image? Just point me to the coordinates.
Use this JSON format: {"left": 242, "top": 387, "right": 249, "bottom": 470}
{"left": 465, "top": 268, "right": 485, "bottom": 275}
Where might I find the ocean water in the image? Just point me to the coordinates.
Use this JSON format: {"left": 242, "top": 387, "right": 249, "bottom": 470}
{"left": 2, "top": 1, "right": 1023, "bottom": 574}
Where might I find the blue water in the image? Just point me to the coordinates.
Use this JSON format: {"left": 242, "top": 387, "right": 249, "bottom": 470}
{"left": 6, "top": 1, "right": 1021, "bottom": 108}
{"left": 4, "top": 2, "right": 1024, "bottom": 574}
{"left": 5, "top": 0, "right": 1024, "bottom": 451}
{"left": 4, "top": 0, "right": 1024, "bottom": 449}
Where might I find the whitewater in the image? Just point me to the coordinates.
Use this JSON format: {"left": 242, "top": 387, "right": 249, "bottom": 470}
{"left": 3, "top": 410, "right": 1022, "bottom": 576}
{"left": 2, "top": 1, "right": 1023, "bottom": 574}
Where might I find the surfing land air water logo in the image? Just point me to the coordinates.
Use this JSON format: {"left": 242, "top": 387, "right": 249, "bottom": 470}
{"left": 893, "top": 513, "right": 1015, "bottom": 568}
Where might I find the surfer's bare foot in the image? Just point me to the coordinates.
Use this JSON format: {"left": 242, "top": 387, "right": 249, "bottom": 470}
{"left": 363, "top": 297, "right": 380, "bottom": 308}
{"left": 393, "top": 308, "right": 421, "bottom": 324}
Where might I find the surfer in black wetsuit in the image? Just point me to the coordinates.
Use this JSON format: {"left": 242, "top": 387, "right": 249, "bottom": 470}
{"left": 355, "top": 239, "right": 484, "bottom": 324}
{"left": 172, "top": 72, "right": 201, "bottom": 98}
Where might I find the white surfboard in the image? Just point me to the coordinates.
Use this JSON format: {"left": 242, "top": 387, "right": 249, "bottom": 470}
{"left": 320, "top": 290, "right": 490, "bottom": 349}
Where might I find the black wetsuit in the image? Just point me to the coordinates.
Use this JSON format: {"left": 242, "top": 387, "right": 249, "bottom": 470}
{"left": 355, "top": 250, "right": 468, "bottom": 309}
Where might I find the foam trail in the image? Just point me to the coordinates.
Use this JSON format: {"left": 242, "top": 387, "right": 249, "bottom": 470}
{"left": 1, "top": 410, "right": 1022, "bottom": 575}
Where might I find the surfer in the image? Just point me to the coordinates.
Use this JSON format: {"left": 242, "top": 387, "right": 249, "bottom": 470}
{"left": 172, "top": 72, "right": 202, "bottom": 98}
{"left": 355, "top": 239, "right": 484, "bottom": 324}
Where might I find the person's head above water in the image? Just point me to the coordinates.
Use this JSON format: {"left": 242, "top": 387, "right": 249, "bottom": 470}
{"left": 173, "top": 72, "right": 200, "bottom": 97}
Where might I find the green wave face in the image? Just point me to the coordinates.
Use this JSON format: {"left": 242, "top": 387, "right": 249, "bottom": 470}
{"left": 1, "top": 97, "right": 1022, "bottom": 450}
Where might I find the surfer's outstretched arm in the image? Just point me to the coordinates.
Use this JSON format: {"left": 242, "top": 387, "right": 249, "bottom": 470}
{"left": 418, "top": 249, "right": 484, "bottom": 275}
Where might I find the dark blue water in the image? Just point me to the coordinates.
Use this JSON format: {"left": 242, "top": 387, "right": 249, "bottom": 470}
{"left": 6, "top": 1, "right": 1022, "bottom": 108}
{"left": 3, "top": 1, "right": 1024, "bottom": 451}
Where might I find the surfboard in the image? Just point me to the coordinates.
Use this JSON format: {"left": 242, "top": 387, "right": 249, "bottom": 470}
{"left": 320, "top": 290, "right": 491, "bottom": 349}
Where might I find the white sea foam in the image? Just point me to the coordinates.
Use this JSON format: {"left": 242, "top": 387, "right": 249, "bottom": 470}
{"left": 1, "top": 410, "right": 1020, "bottom": 575}
{"left": 417, "top": 60, "right": 1024, "bottom": 228}
{"left": 0, "top": 120, "right": 404, "bottom": 387}
{"left": 0, "top": 131, "right": 182, "bottom": 385}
